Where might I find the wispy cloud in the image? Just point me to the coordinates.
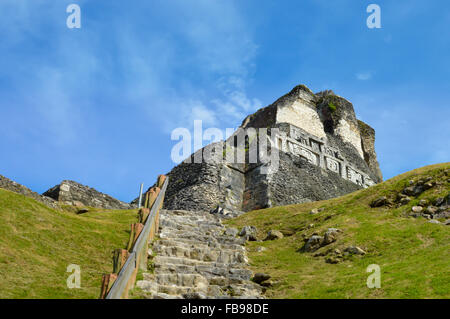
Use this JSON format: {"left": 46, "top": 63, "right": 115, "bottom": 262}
{"left": 356, "top": 72, "right": 372, "bottom": 81}
{"left": 111, "top": 0, "right": 261, "bottom": 133}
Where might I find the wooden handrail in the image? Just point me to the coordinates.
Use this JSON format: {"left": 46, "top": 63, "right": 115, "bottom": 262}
{"left": 101, "top": 175, "right": 168, "bottom": 299}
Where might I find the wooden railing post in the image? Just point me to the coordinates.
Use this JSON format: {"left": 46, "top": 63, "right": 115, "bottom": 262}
{"left": 100, "top": 273, "right": 117, "bottom": 299}
{"left": 112, "top": 249, "right": 130, "bottom": 274}
{"left": 157, "top": 175, "right": 166, "bottom": 188}
{"left": 138, "top": 208, "right": 150, "bottom": 224}
{"left": 147, "top": 187, "right": 160, "bottom": 209}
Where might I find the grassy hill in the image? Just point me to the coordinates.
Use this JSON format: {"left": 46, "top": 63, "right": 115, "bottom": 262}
{"left": 0, "top": 189, "right": 137, "bottom": 299}
{"left": 226, "top": 163, "right": 450, "bottom": 299}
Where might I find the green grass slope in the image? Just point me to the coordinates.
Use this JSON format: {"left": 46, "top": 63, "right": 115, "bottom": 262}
{"left": 0, "top": 189, "right": 137, "bottom": 299}
{"left": 227, "top": 163, "right": 450, "bottom": 299}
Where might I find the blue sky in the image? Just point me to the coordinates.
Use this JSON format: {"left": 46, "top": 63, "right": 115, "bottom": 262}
{"left": 0, "top": 0, "right": 449, "bottom": 202}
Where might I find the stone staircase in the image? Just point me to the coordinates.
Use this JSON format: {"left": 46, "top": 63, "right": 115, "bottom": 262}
{"left": 136, "top": 210, "right": 263, "bottom": 299}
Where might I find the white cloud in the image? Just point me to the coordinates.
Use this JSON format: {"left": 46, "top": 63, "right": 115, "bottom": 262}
{"left": 356, "top": 72, "right": 372, "bottom": 81}
{"left": 31, "top": 68, "right": 82, "bottom": 145}
{"left": 190, "top": 102, "right": 218, "bottom": 127}
{"left": 0, "top": 0, "right": 261, "bottom": 148}
{"left": 114, "top": 1, "right": 261, "bottom": 133}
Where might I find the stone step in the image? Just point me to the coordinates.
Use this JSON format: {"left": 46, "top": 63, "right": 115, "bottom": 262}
{"left": 154, "top": 255, "right": 228, "bottom": 268}
{"left": 159, "top": 228, "right": 222, "bottom": 238}
{"left": 153, "top": 247, "right": 248, "bottom": 264}
{"left": 160, "top": 218, "right": 223, "bottom": 231}
{"left": 143, "top": 273, "right": 209, "bottom": 288}
{"left": 145, "top": 271, "right": 248, "bottom": 287}
{"left": 156, "top": 238, "right": 245, "bottom": 252}
{"left": 154, "top": 241, "right": 244, "bottom": 257}
{"left": 138, "top": 209, "right": 263, "bottom": 299}
{"left": 154, "top": 263, "right": 252, "bottom": 282}
{"left": 159, "top": 230, "right": 245, "bottom": 246}
{"left": 160, "top": 214, "right": 222, "bottom": 224}
{"left": 154, "top": 245, "right": 248, "bottom": 264}
{"left": 137, "top": 279, "right": 262, "bottom": 299}
{"left": 161, "top": 209, "right": 216, "bottom": 217}
{"left": 160, "top": 220, "right": 225, "bottom": 232}
{"left": 137, "top": 280, "right": 208, "bottom": 296}
{"left": 160, "top": 214, "right": 220, "bottom": 225}
{"left": 161, "top": 214, "right": 220, "bottom": 221}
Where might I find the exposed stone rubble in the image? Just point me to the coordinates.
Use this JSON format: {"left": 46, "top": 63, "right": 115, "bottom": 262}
{"left": 0, "top": 174, "right": 59, "bottom": 210}
{"left": 370, "top": 196, "right": 392, "bottom": 208}
{"left": 136, "top": 210, "right": 263, "bottom": 299}
{"left": 210, "top": 205, "right": 246, "bottom": 219}
{"left": 409, "top": 194, "right": 450, "bottom": 221}
{"left": 43, "top": 180, "right": 131, "bottom": 210}
{"left": 299, "top": 227, "right": 368, "bottom": 264}
{"left": 159, "top": 84, "right": 382, "bottom": 214}
{"left": 368, "top": 171, "right": 450, "bottom": 224}
{"left": 252, "top": 273, "right": 271, "bottom": 286}
{"left": 264, "top": 230, "right": 283, "bottom": 241}
{"left": 301, "top": 228, "right": 342, "bottom": 253}
{"left": 239, "top": 226, "right": 258, "bottom": 242}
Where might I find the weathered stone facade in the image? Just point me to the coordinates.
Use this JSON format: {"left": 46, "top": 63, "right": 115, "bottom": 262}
{"left": 273, "top": 123, "right": 376, "bottom": 188}
{"left": 0, "top": 174, "right": 59, "bottom": 209}
{"left": 159, "top": 84, "right": 383, "bottom": 213}
{"left": 43, "top": 180, "right": 131, "bottom": 210}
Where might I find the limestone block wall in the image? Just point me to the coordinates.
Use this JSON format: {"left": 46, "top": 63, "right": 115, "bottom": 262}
{"left": 242, "top": 164, "right": 271, "bottom": 211}
{"left": 43, "top": 180, "right": 131, "bottom": 210}
{"left": 267, "top": 151, "right": 362, "bottom": 207}
{"left": 218, "top": 164, "right": 245, "bottom": 210}
{"left": 276, "top": 91, "right": 327, "bottom": 140}
{"left": 334, "top": 119, "right": 364, "bottom": 158}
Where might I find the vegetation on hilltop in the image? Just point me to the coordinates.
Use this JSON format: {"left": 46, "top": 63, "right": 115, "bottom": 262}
{"left": 226, "top": 163, "right": 450, "bottom": 298}
{"left": 0, "top": 189, "right": 137, "bottom": 298}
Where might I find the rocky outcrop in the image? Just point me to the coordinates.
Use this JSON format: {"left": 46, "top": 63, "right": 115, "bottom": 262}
{"left": 136, "top": 210, "right": 263, "bottom": 299}
{"left": 161, "top": 84, "right": 382, "bottom": 213}
{"left": 0, "top": 174, "right": 59, "bottom": 209}
{"left": 367, "top": 171, "right": 449, "bottom": 222}
{"left": 43, "top": 180, "right": 130, "bottom": 210}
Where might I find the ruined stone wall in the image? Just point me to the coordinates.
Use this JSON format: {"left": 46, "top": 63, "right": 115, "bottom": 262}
{"left": 163, "top": 145, "right": 245, "bottom": 212}
{"left": 273, "top": 123, "right": 376, "bottom": 187}
{"left": 275, "top": 86, "right": 327, "bottom": 139}
{"left": 267, "top": 152, "right": 362, "bottom": 207}
{"left": 43, "top": 180, "right": 131, "bottom": 210}
{"left": 242, "top": 164, "right": 271, "bottom": 211}
{"left": 161, "top": 84, "right": 383, "bottom": 213}
{"left": 241, "top": 85, "right": 382, "bottom": 182}
{"left": 316, "top": 94, "right": 364, "bottom": 158}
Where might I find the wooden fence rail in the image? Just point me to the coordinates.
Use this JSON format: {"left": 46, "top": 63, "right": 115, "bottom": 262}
{"left": 100, "top": 175, "right": 168, "bottom": 299}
